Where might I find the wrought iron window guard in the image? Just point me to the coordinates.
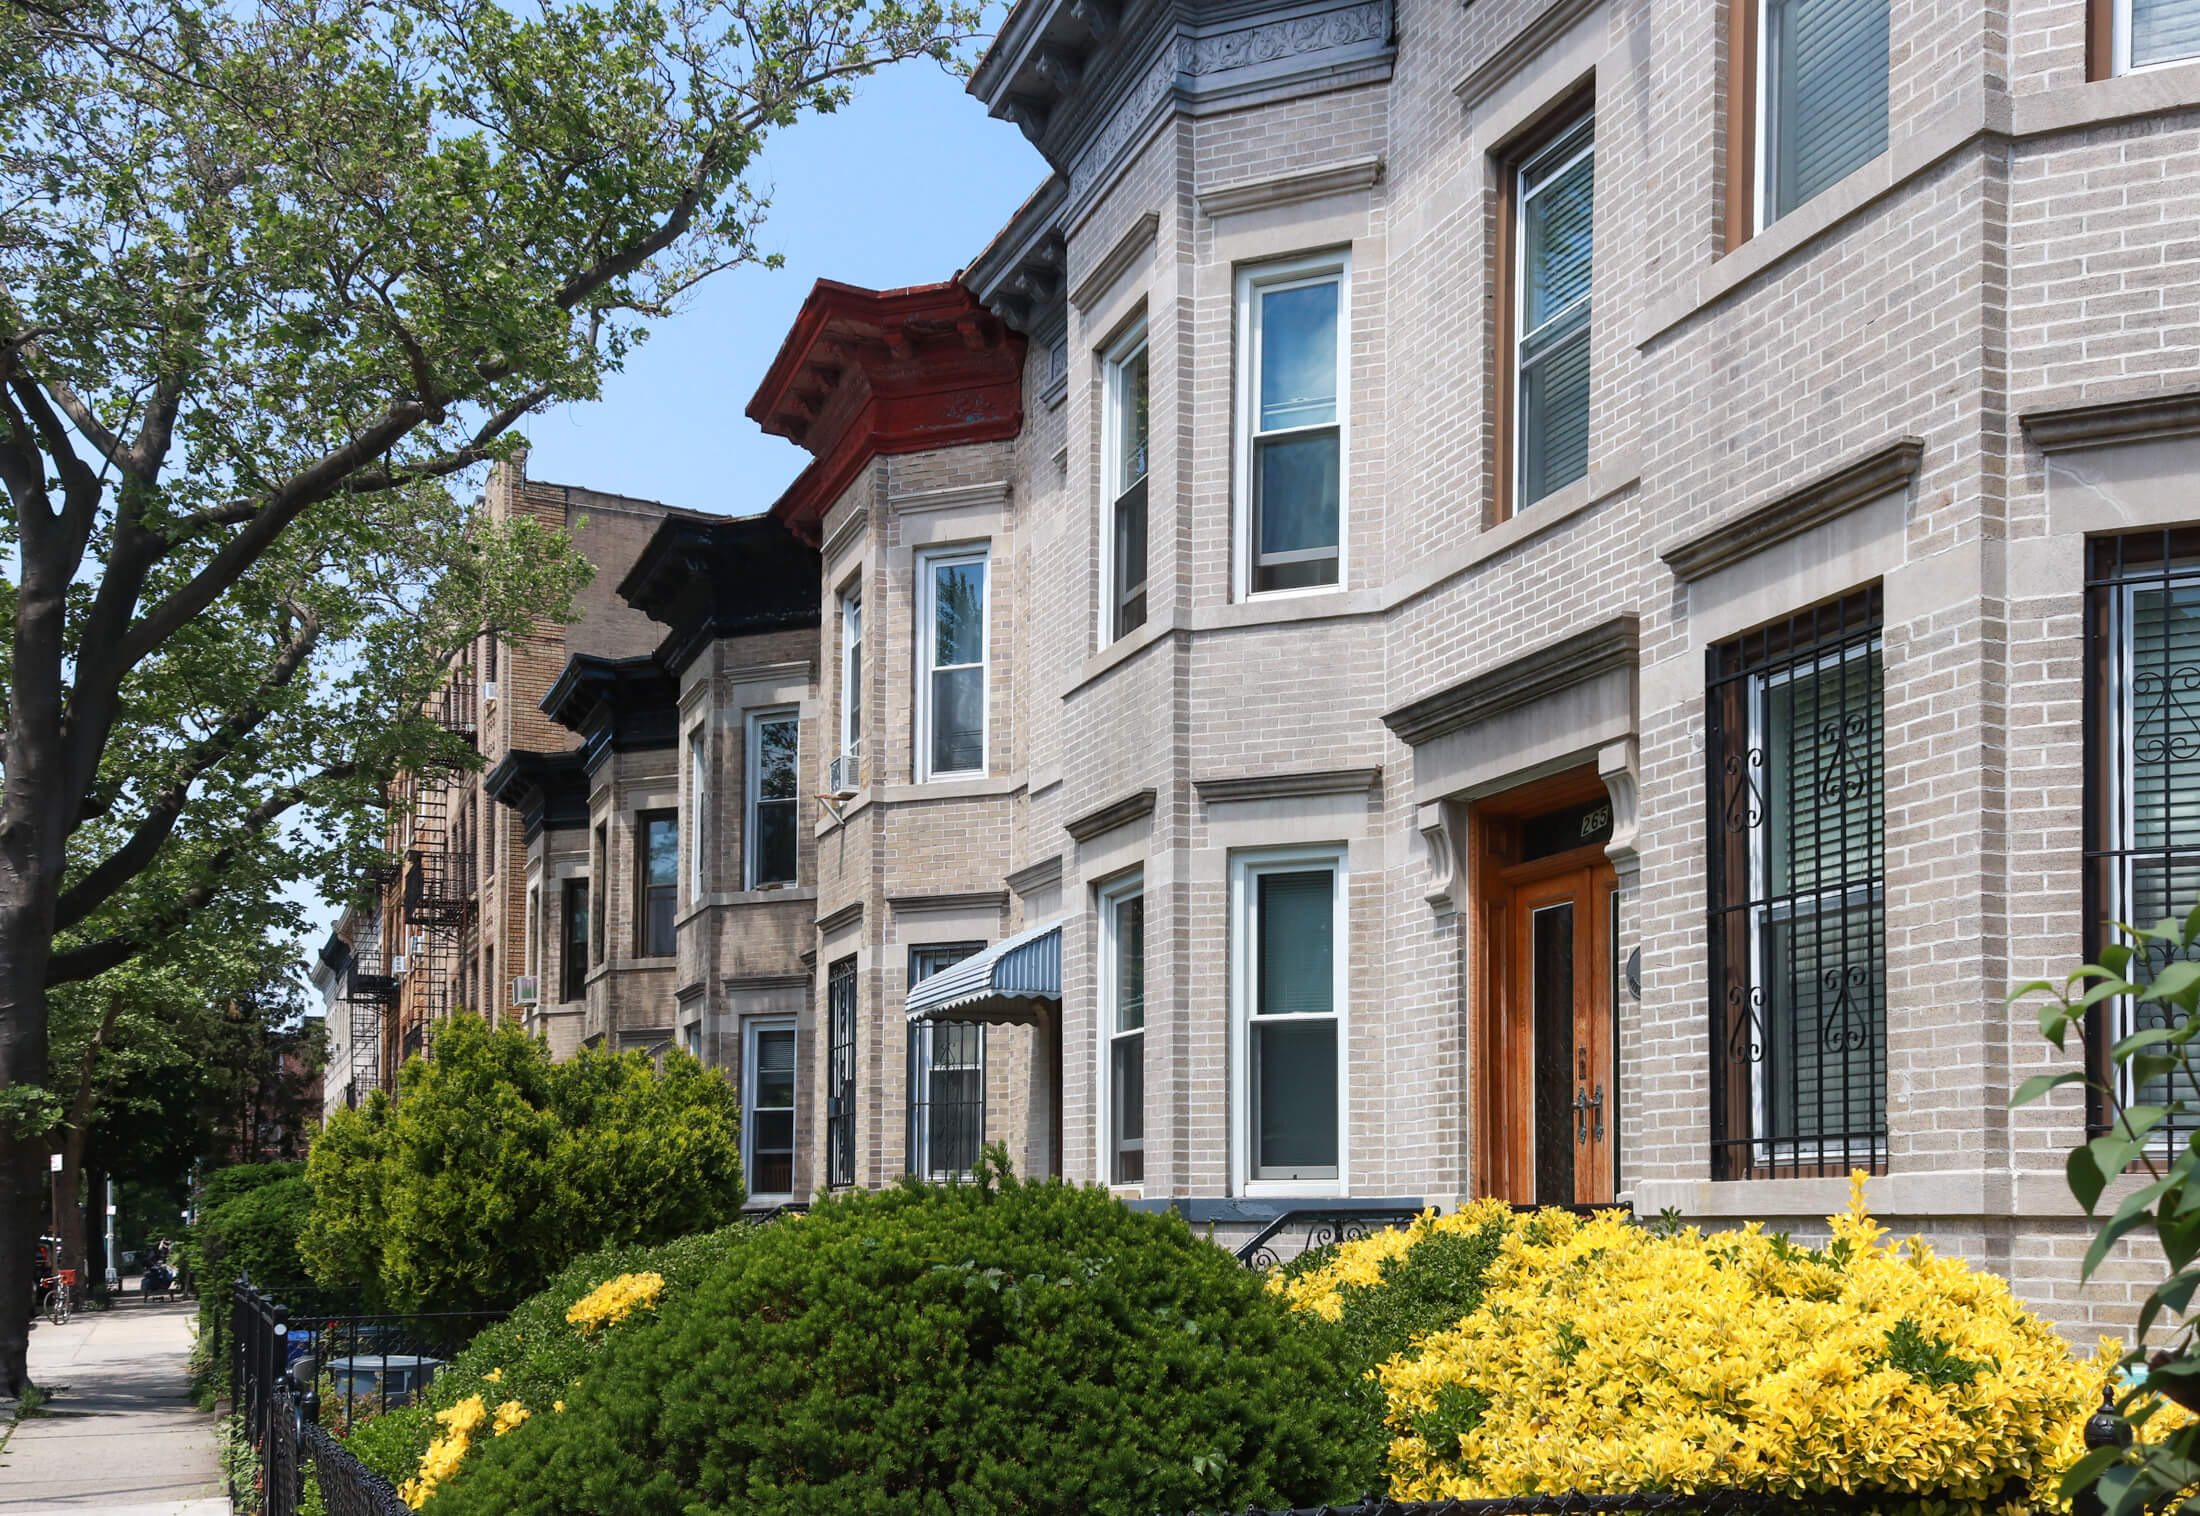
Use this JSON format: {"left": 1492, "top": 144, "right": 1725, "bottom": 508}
{"left": 1234, "top": 1207, "right": 1433, "bottom": 1271}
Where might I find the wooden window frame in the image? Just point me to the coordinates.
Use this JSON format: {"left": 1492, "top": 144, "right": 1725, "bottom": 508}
{"left": 1724, "top": 0, "right": 1761, "bottom": 251}
{"left": 1491, "top": 84, "right": 1597, "bottom": 525}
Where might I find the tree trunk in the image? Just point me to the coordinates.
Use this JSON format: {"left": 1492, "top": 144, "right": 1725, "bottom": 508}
{"left": 0, "top": 880, "right": 57, "bottom": 1396}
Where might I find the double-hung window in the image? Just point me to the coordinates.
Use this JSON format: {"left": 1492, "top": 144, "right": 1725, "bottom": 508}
{"left": 1099, "top": 878, "right": 1146, "bottom": 1186}
{"left": 2088, "top": 530, "right": 2200, "bottom": 1142}
{"left": 747, "top": 710, "right": 799, "bottom": 887}
{"left": 837, "top": 588, "right": 863, "bottom": 792}
{"left": 688, "top": 729, "right": 708, "bottom": 902}
{"left": 1706, "top": 587, "right": 1886, "bottom": 1179}
{"left": 919, "top": 550, "right": 987, "bottom": 779}
{"left": 561, "top": 879, "right": 589, "bottom": 1000}
{"left": 589, "top": 824, "right": 608, "bottom": 965}
{"left": 1731, "top": 0, "right": 1889, "bottom": 237}
{"left": 1236, "top": 255, "right": 1348, "bottom": 597}
{"left": 637, "top": 812, "right": 678, "bottom": 957}
{"left": 1105, "top": 332, "right": 1150, "bottom": 641}
{"left": 1232, "top": 849, "right": 1346, "bottom": 1186}
{"left": 907, "top": 944, "right": 986, "bottom": 1180}
{"left": 2110, "top": 0, "right": 2200, "bottom": 71}
{"left": 743, "top": 1018, "right": 798, "bottom": 1200}
{"left": 826, "top": 957, "right": 856, "bottom": 1188}
{"left": 1512, "top": 115, "right": 1594, "bottom": 511}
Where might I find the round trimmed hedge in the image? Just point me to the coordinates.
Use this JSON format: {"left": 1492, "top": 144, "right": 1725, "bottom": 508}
{"left": 426, "top": 1157, "right": 1381, "bottom": 1515}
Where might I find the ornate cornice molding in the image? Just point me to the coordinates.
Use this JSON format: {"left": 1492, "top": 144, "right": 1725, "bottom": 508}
{"left": 1197, "top": 155, "right": 1384, "bottom": 217}
{"left": 815, "top": 900, "right": 864, "bottom": 935}
{"left": 888, "top": 480, "right": 1013, "bottom": 517}
{"left": 1005, "top": 854, "right": 1066, "bottom": 896}
{"left": 1064, "top": 787, "right": 1157, "bottom": 841}
{"left": 888, "top": 889, "right": 1012, "bottom": 914}
{"left": 1193, "top": 768, "right": 1380, "bottom": 804}
{"left": 1659, "top": 436, "right": 1922, "bottom": 582}
{"left": 1070, "top": 211, "right": 1160, "bottom": 310}
{"left": 1384, "top": 617, "right": 1638, "bottom": 748}
{"left": 2021, "top": 384, "right": 2200, "bottom": 452}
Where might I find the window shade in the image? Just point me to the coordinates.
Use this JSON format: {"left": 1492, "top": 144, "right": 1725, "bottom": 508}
{"left": 1768, "top": 0, "right": 1889, "bottom": 221}
{"left": 1257, "top": 870, "right": 1334, "bottom": 1017}
{"left": 2133, "top": 0, "right": 2200, "bottom": 68}
{"left": 1517, "top": 119, "right": 1593, "bottom": 508}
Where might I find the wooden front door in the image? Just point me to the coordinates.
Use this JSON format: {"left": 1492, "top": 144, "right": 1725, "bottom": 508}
{"left": 1472, "top": 769, "right": 1618, "bottom": 1206}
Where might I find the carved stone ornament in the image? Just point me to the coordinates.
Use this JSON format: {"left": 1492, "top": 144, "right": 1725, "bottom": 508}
{"left": 1598, "top": 737, "right": 1640, "bottom": 868}
{"left": 1417, "top": 799, "right": 1466, "bottom": 915}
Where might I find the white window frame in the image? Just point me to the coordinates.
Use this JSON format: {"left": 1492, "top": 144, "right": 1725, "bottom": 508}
{"left": 524, "top": 882, "right": 540, "bottom": 978}
{"left": 745, "top": 707, "right": 801, "bottom": 889}
{"left": 742, "top": 1015, "right": 799, "bottom": 1203}
{"left": 839, "top": 584, "right": 863, "bottom": 788}
{"left": 1512, "top": 114, "right": 1595, "bottom": 512}
{"left": 2114, "top": 0, "right": 2200, "bottom": 73}
{"left": 687, "top": 725, "right": 708, "bottom": 904}
{"left": 915, "top": 545, "right": 990, "bottom": 781}
{"left": 1094, "top": 872, "right": 1146, "bottom": 1192}
{"left": 1100, "top": 323, "right": 1150, "bottom": 647}
{"left": 1232, "top": 251, "right": 1352, "bottom": 603}
{"left": 1228, "top": 845, "right": 1349, "bottom": 1196}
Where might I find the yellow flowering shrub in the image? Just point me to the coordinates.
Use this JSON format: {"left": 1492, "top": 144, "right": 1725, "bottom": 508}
{"left": 1269, "top": 1199, "right": 1517, "bottom": 1324}
{"left": 564, "top": 1271, "right": 664, "bottom": 1336}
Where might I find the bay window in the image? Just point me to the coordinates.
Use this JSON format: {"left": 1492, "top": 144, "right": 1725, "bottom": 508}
{"left": 919, "top": 549, "right": 987, "bottom": 779}
{"left": 907, "top": 943, "right": 985, "bottom": 1179}
{"left": 744, "top": 1018, "right": 798, "bottom": 1200}
{"left": 826, "top": 956, "right": 856, "bottom": 1188}
{"left": 637, "top": 811, "right": 677, "bottom": 956}
{"left": 1105, "top": 331, "right": 1150, "bottom": 641}
{"left": 1232, "top": 848, "right": 1346, "bottom": 1187}
{"left": 1099, "top": 877, "right": 1145, "bottom": 1186}
{"left": 836, "top": 587, "right": 863, "bottom": 792}
{"left": 1512, "top": 115, "right": 1594, "bottom": 512}
{"left": 1236, "top": 254, "right": 1348, "bottom": 597}
{"left": 747, "top": 710, "right": 799, "bottom": 887}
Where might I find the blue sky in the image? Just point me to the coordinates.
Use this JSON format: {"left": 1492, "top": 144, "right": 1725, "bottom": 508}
{"left": 518, "top": 56, "right": 1049, "bottom": 515}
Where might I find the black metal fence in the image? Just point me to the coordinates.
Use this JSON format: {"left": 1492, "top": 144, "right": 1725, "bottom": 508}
{"left": 229, "top": 1276, "right": 503, "bottom": 1516}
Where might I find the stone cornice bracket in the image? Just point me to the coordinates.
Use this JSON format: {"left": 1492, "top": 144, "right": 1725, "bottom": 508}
{"left": 1005, "top": 854, "right": 1065, "bottom": 896}
{"left": 1454, "top": 0, "right": 1603, "bottom": 109}
{"left": 1658, "top": 435, "right": 1923, "bottom": 582}
{"left": 1384, "top": 617, "right": 1638, "bottom": 748}
{"left": 1070, "top": 211, "right": 1161, "bottom": 311}
{"left": 1065, "top": 787, "right": 1158, "bottom": 842}
{"left": 1598, "top": 737, "right": 1640, "bottom": 868}
{"left": 2020, "top": 384, "right": 2200, "bottom": 452}
{"left": 1416, "top": 799, "right": 1466, "bottom": 915}
{"left": 815, "top": 900, "right": 864, "bottom": 935}
{"left": 1197, "top": 156, "right": 1385, "bottom": 219}
{"left": 1194, "top": 767, "right": 1381, "bottom": 804}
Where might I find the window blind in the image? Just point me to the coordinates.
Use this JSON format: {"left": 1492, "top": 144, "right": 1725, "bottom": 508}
{"left": 1517, "top": 119, "right": 1593, "bottom": 508}
{"left": 1257, "top": 870, "right": 1333, "bottom": 1016}
{"left": 2133, "top": 0, "right": 2200, "bottom": 68}
{"left": 1767, "top": 0, "right": 1889, "bottom": 221}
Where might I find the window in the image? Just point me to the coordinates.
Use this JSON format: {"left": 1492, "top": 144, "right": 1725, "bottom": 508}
{"left": 2087, "top": 530, "right": 2200, "bottom": 1142}
{"left": 826, "top": 957, "right": 857, "bottom": 1188}
{"left": 837, "top": 587, "right": 863, "bottom": 790}
{"left": 907, "top": 944, "right": 985, "bottom": 1180}
{"left": 2109, "top": 0, "right": 2200, "bottom": 72}
{"left": 1509, "top": 114, "right": 1595, "bottom": 513}
{"left": 1099, "top": 879, "right": 1146, "bottom": 1186}
{"left": 637, "top": 812, "right": 677, "bottom": 956}
{"left": 744, "top": 1018, "right": 798, "bottom": 1199}
{"left": 561, "top": 879, "right": 589, "bottom": 1000}
{"left": 748, "top": 711, "right": 800, "bottom": 887}
{"left": 1728, "top": 0, "right": 1889, "bottom": 239}
{"left": 525, "top": 884, "right": 540, "bottom": 977}
{"left": 589, "top": 824, "right": 607, "bottom": 964}
{"left": 919, "top": 550, "right": 988, "bottom": 779}
{"left": 1706, "top": 587, "right": 1885, "bottom": 1180}
{"left": 1231, "top": 850, "right": 1346, "bottom": 1185}
{"left": 1105, "top": 332, "right": 1150, "bottom": 641}
{"left": 1236, "top": 255, "right": 1348, "bottom": 596}
{"left": 688, "top": 729, "right": 708, "bottom": 902}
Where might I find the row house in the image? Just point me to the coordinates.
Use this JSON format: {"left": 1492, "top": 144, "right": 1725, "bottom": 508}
{"left": 733, "top": 0, "right": 2200, "bottom": 1335}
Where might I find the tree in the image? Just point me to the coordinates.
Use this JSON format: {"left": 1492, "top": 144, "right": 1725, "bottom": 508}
{"left": 0, "top": 0, "right": 979, "bottom": 1391}
{"left": 301, "top": 1014, "right": 746, "bottom": 1314}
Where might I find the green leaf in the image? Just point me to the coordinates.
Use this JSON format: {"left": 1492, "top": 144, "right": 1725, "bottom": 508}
{"left": 2071, "top": 1144, "right": 2111, "bottom": 1214}
{"left": 2011, "top": 1070, "right": 2087, "bottom": 1108}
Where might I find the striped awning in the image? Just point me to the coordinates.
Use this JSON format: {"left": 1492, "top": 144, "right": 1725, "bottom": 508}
{"left": 905, "top": 918, "right": 1063, "bottom": 1027}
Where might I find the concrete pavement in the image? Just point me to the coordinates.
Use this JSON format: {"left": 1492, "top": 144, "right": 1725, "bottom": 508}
{"left": 0, "top": 1293, "right": 227, "bottom": 1516}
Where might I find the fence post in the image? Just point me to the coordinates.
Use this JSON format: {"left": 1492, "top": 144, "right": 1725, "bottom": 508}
{"left": 2074, "top": 1386, "right": 2134, "bottom": 1516}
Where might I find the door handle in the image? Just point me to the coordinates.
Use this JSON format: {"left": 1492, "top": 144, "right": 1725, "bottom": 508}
{"left": 1573, "top": 1084, "right": 1588, "bottom": 1145}
{"left": 1591, "top": 1084, "right": 1604, "bottom": 1144}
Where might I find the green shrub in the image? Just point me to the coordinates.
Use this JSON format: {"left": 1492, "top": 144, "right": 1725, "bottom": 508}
{"left": 188, "top": 1165, "right": 316, "bottom": 1405}
{"left": 342, "top": 1404, "right": 435, "bottom": 1487}
{"left": 302, "top": 1015, "right": 745, "bottom": 1314}
{"left": 425, "top": 1154, "right": 1381, "bottom": 1516}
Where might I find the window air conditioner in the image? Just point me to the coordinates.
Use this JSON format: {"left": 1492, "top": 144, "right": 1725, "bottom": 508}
{"left": 408, "top": 934, "right": 427, "bottom": 958}
{"left": 512, "top": 975, "right": 539, "bottom": 1006}
{"left": 391, "top": 954, "right": 410, "bottom": 976}
{"left": 827, "top": 750, "right": 861, "bottom": 797}
{"left": 482, "top": 679, "right": 499, "bottom": 703}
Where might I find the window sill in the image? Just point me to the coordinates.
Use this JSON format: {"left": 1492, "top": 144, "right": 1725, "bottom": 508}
{"left": 1383, "top": 451, "right": 1640, "bottom": 612}
{"left": 876, "top": 773, "right": 1025, "bottom": 804}
{"left": 2011, "top": 56, "right": 2200, "bottom": 138}
{"left": 1197, "top": 588, "right": 1382, "bottom": 633}
{"left": 1628, "top": 1166, "right": 2115, "bottom": 1221}
{"left": 679, "top": 887, "right": 818, "bottom": 923}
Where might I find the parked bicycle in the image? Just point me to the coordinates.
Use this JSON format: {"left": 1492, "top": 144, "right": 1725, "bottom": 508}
{"left": 38, "top": 1267, "right": 76, "bottom": 1325}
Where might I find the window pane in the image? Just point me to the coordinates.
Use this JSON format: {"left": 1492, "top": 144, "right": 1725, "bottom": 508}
{"left": 1258, "top": 282, "right": 1338, "bottom": 431}
{"left": 1114, "top": 478, "right": 1148, "bottom": 639}
{"left": 931, "top": 666, "right": 985, "bottom": 773}
{"left": 933, "top": 560, "right": 986, "bottom": 668}
{"left": 755, "top": 1031, "right": 797, "bottom": 1109}
{"left": 1117, "top": 346, "right": 1149, "bottom": 487}
{"left": 646, "top": 817, "right": 678, "bottom": 886}
{"left": 1769, "top": 0, "right": 1890, "bottom": 219}
{"left": 1254, "top": 430, "right": 1340, "bottom": 559}
{"left": 1522, "top": 140, "right": 1593, "bottom": 335}
{"left": 757, "top": 718, "right": 798, "bottom": 800}
{"left": 2133, "top": 0, "right": 2200, "bottom": 67}
{"left": 1254, "top": 1020, "right": 1338, "bottom": 1172}
{"left": 1520, "top": 319, "right": 1590, "bottom": 507}
{"left": 754, "top": 801, "right": 797, "bottom": 886}
{"left": 1115, "top": 894, "right": 1145, "bottom": 1033}
{"left": 1258, "top": 870, "right": 1334, "bottom": 1017}
{"left": 646, "top": 889, "right": 676, "bottom": 956}
{"left": 1760, "top": 899, "right": 1886, "bottom": 1145}
{"left": 1111, "top": 1031, "right": 1144, "bottom": 1185}
{"left": 2130, "top": 585, "right": 2200, "bottom": 850}
{"left": 1767, "top": 652, "right": 1884, "bottom": 896}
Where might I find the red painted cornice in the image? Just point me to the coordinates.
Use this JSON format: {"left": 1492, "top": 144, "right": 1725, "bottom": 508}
{"left": 751, "top": 279, "right": 1025, "bottom": 543}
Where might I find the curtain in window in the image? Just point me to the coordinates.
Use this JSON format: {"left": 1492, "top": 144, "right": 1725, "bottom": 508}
{"left": 2133, "top": 0, "right": 2200, "bottom": 68}
{"left": 1767, "top": 0, "right": 1889, "bottom": 220}
{"left": 1518, "top": 119, "right": 1594, "bottom": 508}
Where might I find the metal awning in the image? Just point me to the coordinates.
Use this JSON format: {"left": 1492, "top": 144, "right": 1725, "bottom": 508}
{"left": 905, "top": 918, "right": 1063, "bottom": 1027}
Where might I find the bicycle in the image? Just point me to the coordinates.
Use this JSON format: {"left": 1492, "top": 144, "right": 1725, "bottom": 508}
{"left": 37, "top": 1268, "right": 76, "bottom": 1326}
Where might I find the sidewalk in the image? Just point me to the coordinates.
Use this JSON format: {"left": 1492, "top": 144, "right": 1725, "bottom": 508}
{"left": 0, "top": 1294, "right": 227, "bottom": 1516}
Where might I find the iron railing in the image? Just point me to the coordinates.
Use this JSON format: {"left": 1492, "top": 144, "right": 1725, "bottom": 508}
{"left": 1235, "top": 1208, "right": 1431, "bottom": 1271}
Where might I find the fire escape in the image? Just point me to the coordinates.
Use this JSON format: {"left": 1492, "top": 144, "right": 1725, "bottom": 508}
{"left": 339, "top": 900, "right": 396, "bottom": 1100}
{"left": 393, "top": 660, "right": 479, "bottom": 1076}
